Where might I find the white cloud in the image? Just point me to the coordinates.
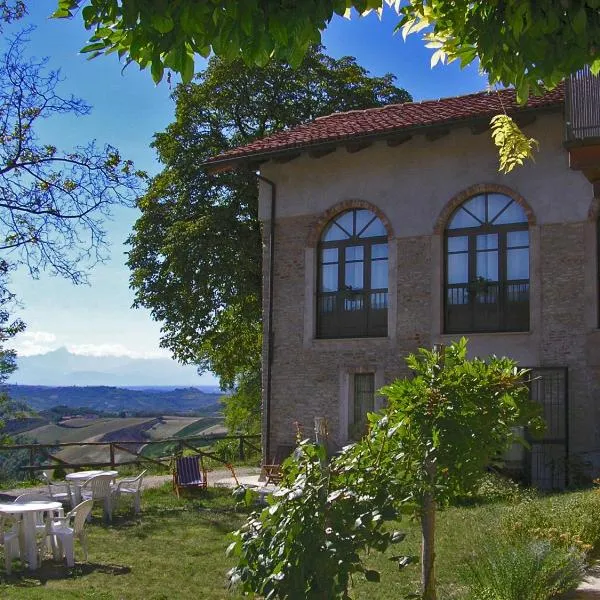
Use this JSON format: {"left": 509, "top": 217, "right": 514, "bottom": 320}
{"left": 12, "top": 331, "right": 171, "bottom": 360}
{"left": 12, "top": 331, "right": 58, "bottom": 356}
{"left": 67, "top": 343, "right": 171, "bottom": 360}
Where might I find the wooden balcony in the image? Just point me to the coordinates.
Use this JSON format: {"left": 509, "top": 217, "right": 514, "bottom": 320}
{"left": 565, "top": 67, "right": 600, "bottom": 192}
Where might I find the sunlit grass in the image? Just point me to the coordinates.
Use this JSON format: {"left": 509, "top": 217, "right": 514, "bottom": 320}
{"left": 0, "top": 485, "right": 247, "bottom": 600}
{"left": 0, "top": 484, "right": 595, "bottom": 599}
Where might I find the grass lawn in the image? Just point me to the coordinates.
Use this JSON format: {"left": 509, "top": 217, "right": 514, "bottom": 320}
{"left": 0, "top": 486, "right": 247, "bottom": 600}
{"left": 0, "top": 484, "right": 597, "bottom": 600}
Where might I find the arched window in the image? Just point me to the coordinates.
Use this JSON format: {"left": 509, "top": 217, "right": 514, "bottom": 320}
{"left": 317, "top": 208, "right": 388, "bottom": 338}
{"left": 445, "top": 193, "right": 530, "bottom": 333}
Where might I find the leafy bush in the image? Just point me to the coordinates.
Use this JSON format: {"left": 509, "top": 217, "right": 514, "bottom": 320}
{"left": 458, "top": 471, "right": 537, "bottom": 506}
{"left": 464, "top": 538, "right": 585, "bottom": 600}
{"left": 53, "top": 465, "right": 67, "bottom": 480}
{"left": 503, "top": 489, "right": 600, "bottom": 553}
{"left": 212, "top": 438, "right": 260, "bottom": 464}
{"left": 228, "top": 440, "right": 406, "bottom": 599}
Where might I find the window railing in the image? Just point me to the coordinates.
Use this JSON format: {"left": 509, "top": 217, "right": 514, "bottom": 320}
{"left": 317, "top": 290, "right": 388, "bottom": 338}
{"left": 445, "top": 281, "right": 529, "bottom": 333}
{"left": 565, "top": 67, "right": 600, "bottom": 142}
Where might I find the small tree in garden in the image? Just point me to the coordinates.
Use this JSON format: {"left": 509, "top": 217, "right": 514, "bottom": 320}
{"left": 359, "top": 339, "right": 544, "bottom": 600}
{"left": 228, "top": 339, "right": 544, "bottom": 599}
{"left": 228, "top": 441, "right": 406, "bottom": 599}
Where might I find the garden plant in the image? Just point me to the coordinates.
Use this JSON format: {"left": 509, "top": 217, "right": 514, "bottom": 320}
{"left": 229, "top": 339, "right": 545, "bottom": 599}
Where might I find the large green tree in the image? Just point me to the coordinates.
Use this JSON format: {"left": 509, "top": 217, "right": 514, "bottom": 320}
{"left": 56, "top": 0, "right": 600, "bottom": 99}
{"left": 0, "top": 261, "right": 24, "bottom": 442}
{"left": 127, "top": 49, "right": 410, "bottom": 432}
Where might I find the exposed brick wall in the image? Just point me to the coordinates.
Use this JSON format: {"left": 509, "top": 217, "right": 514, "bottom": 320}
{"left": 264, "top": 215, "right": 432, "bottom": 450}
{"left": 539, "top": 223, "right": 596, "bottom": 454}
{"left": 261, "top": 161, "right": 600, "bottom": 480}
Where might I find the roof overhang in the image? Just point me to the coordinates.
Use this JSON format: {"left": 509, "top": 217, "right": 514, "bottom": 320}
{"left": 203, "top": 103, "right": 563, "bottom": 174}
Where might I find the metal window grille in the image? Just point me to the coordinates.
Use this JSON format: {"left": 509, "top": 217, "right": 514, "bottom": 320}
{"left": 525, "top": 367, "right": 569, "bottom": 490}
{"left": 352, "top": 373, "right": 375, "bottom": 438}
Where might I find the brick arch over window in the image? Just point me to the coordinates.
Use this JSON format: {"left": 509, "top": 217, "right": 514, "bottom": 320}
{"left": 433, "top": 183, "right": 536, "bottom": 235}
{"left": 307, "top": 199, "right": 393, "bottom": 248}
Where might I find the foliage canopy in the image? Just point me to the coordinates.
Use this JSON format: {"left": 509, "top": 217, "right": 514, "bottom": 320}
{"left": 126, "top": 48, "right": 410, "bottom": 428}
{"left": 55, "top": 0, "right": 600, "bottom": 101}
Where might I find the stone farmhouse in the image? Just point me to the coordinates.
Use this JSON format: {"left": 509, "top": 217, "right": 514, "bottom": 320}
{"left": 208, "top": 70, "right": 600, "bottom": 488}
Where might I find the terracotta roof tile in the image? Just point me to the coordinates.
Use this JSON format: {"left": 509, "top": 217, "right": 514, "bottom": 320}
{"left": 207, "top": 85, "right": 564, "bottom": 166}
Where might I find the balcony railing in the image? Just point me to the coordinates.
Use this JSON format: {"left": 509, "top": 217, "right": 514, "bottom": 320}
{"left": 317, "top": 290, "right": 388, "bottom": 338}
{"left": 565, "top": 66, "right": 600, "bottom": 142}
{"left": 445, "top": 281, "right": 529, "bottom": 333}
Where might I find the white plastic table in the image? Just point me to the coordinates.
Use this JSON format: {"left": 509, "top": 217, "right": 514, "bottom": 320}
{"left": 66, "top": 470, "right": 118, "bottom": 505}
{"left": 0, "top": 501, "right": 63, "bottom": 570}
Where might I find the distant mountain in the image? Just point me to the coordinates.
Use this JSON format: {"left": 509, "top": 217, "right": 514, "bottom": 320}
{"left": 11, "top": 347, "right": 216, "bottom": 387}
{"left": 5, "top": 384, "right": 223, "bottom": 415}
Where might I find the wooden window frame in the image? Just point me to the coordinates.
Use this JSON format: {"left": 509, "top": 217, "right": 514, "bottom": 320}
{"left": 444, "top": 194, "right": 530, "bottom": 334}
{"left": 317, "top": 209, "right": 388, "bottom": 339}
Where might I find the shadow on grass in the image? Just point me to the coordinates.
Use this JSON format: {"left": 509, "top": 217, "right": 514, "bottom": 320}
{"left": 1, "top": 561, "right": 131, "bottom": 587}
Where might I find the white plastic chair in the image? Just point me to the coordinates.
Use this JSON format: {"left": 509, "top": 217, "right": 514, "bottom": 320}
{"left": 0, "top": 515, "right": 20, "bottom": 574}
{"left": 48, "top": 499, "right": 93, "bottom": 567}
{"left": 13, "top": 493, "right": 63, "bottom": 564}
{"left": 80, "top": 473, "right": 115, "bottom": 522}
{"left": 41, "top": 471, "right": 72, "bottom": 506}
{"left": 14, "top": 492, "right": 53, "bottom": 504}
{"left": 14, "top": 493, "right": 55, "bottom": 533}
{"left": 113, "top": 470, "right": 146, "bottom": 515}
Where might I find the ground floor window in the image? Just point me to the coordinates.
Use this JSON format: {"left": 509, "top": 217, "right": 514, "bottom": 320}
{"left": 349, "top": 373, "right": 375, "bottom": 441}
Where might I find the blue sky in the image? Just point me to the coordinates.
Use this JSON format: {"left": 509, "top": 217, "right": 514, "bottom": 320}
{"left": 5, "top": 3, "right": 487, "bottom": 384}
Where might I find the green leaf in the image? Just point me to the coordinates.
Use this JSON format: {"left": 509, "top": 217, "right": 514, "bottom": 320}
{"left": 490, "top": 114, "right": 538, "bottom": 173}
{"left": 180, "top": 52, "right": 195, "bottom": 84}
{"left": 51, "top": 8, "right": 71, "bottom": 18}
{"left": 151, "top": 59, "right": 164, "bottom": 83}
{"left": 151, "top": 14, "right": 174, "bottom": 34}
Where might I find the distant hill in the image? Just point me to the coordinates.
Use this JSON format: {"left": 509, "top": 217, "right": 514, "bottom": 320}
{"left": 11, "top": 347, "right": 217, "bottom": 387}
{"left": 4, "top": 384, "right": 223, "bottom": 415}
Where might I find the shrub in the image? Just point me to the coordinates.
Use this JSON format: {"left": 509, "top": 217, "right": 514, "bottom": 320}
{"left": 503, "top": 489, "right": 600, "bottom": 553}
{"left": 228, "top": 441, "right": 406, "bottom": 599}
{"left": 464, "top": 537, "right": 585, "bottom": 600}
{"left": 53, "top": 465, "right": 66, "bottom": 480}
{"left": 457, "top": 471, "right": 536, "bottom": 506}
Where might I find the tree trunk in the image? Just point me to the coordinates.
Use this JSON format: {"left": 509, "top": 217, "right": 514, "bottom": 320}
{"left": 421, "top": 487, "right": 437, "bottom": 600}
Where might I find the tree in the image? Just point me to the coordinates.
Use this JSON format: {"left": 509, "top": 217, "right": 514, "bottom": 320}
{"left": 229, "top": 439, "right": 406, "bottom": 599}
{"left": 0, "top": 9, "right": 141, "bottom": 450}
{"left": 0, "top": 262, "right": 25, "bottom": 443}
{"left": 56, "top": 0, "right": 599, "bottom": 98}
{"left": 0, "top": 1, "right": 24, "bottom": 25}
{"left": 230, "top": 340, "right": 543, "bottom": 599}
{"left": 352, "top": 340, "right": 543, "bottom": 599}
{"left": 0, "top": 29, "right": 143, "bottom": 283}
{"left": 127, "top": 49, "right": 410, "bottom": 431}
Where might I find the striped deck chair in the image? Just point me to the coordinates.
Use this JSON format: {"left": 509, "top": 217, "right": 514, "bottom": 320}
{"left": 173, "top": 455, "right": 207, "bottom": 497}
